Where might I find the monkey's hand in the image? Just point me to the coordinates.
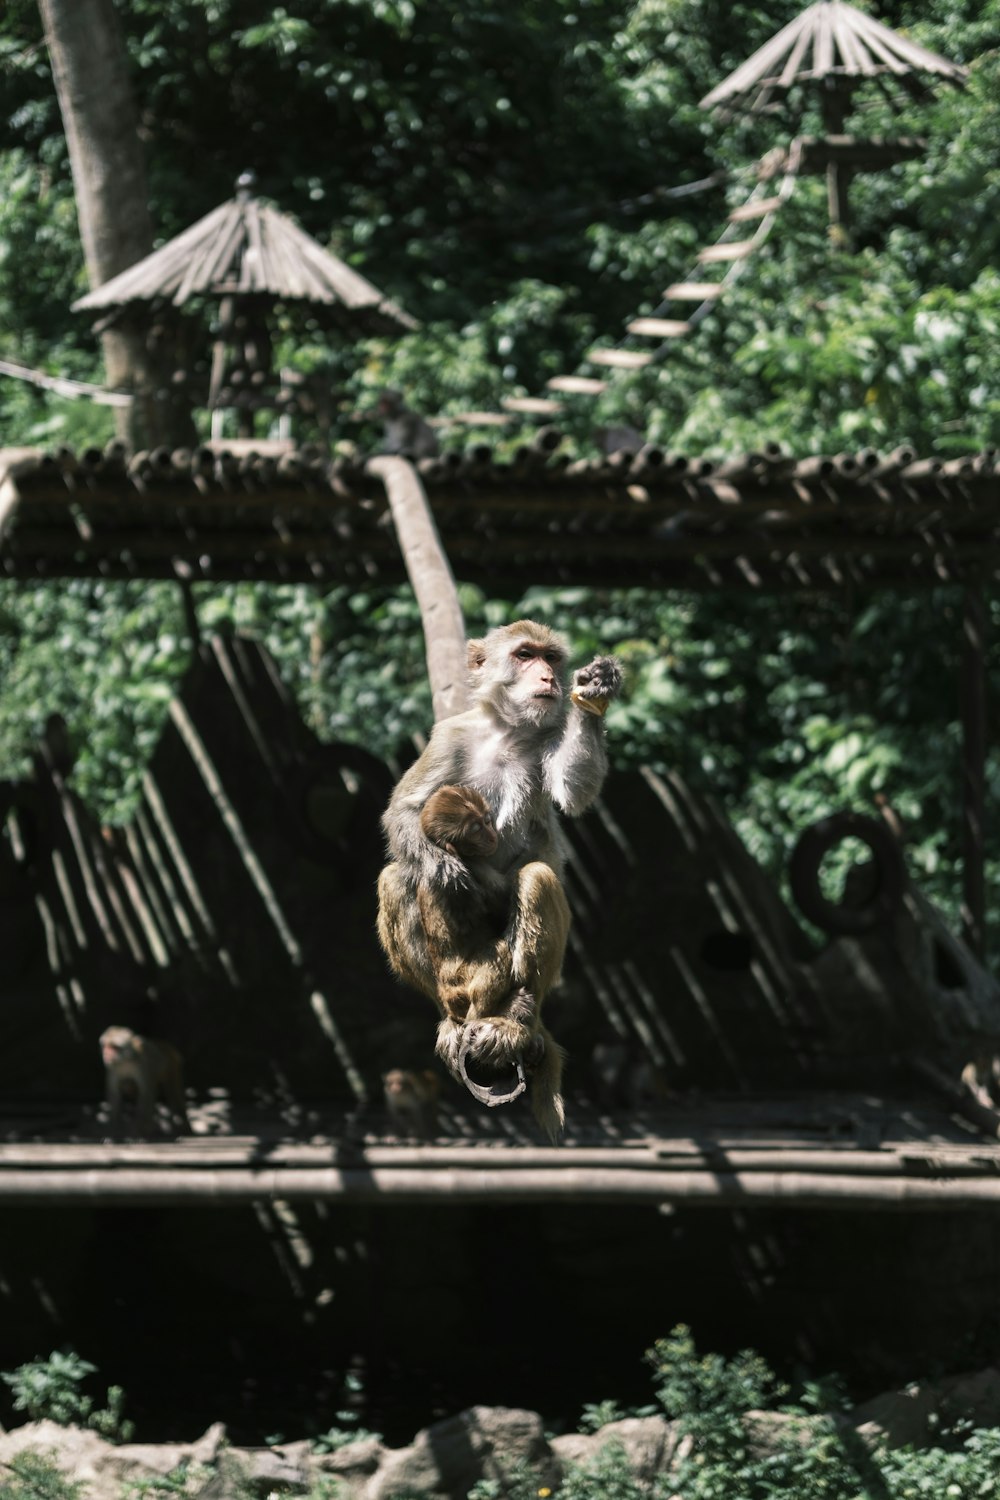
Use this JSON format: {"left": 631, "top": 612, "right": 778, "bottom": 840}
{"left": 571, "top": 655, "right": 623, "bottom": 717}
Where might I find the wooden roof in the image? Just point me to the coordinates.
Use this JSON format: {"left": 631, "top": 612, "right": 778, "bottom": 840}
{"left": 700, "top": 0, "right": 967, "bottom": 115}
{"left": 71, "top": 187, "right": 416, "bottom": 336}
{"left": 1, "top": 438, "right": 998, "bottom": 594}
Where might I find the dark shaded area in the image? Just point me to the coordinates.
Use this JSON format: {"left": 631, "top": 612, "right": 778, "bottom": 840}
{"left": 1, "top": 1200, "right": 999, "bottom": 1444}
{"left": 3, "top": 632, "right": 1000, "bottom": 1443}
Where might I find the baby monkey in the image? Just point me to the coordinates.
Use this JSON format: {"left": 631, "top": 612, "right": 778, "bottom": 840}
{"left": 420, "top": 783, "right": 498, "bottom": 863}
{"left": 99, "top": 1025, "right": 191, "bottom": 1139}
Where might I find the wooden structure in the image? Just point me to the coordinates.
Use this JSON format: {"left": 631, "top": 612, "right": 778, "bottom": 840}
{"left": 536, "top": 3, "right": 967, "bottom": 406}
{"left": 1, "top": 437, "right": 999, "bottom": 1202}
{"left": 0, "top": 437, "right": 995, "bottom": 594}
{"left": 71, "top": 175, "right": 416, "bottom": 435}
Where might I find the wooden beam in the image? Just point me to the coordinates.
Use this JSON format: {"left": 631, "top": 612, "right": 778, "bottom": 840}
{"left": 626, "top": 318, "right": 691, "bottom": 338}
{"left": 697, "top": 241, "right": 756, "bottom": 263}
{"left": 961, "top": 584, "right": 987, "bottom": 957}
{"left": 728, "top": 196, "right": 783, "bottom": 222}
{"left": 586, "top": 348, "right": 654, "bottom": 369}
{"left": 546, "top": 375, "right": 608, "bottom": 394}
{"left": 664, "top": 281, "right": 724, "bottom": 300}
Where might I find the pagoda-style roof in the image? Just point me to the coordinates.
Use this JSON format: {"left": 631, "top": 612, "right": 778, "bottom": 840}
{"left": 0, "top": 438, "right": 997, "bottom": 594}
{"left": 700, "top": 0, "right": 967, "bottom": 115}
{"left": 72, "top": 186, "right": 416, "bottom": 337}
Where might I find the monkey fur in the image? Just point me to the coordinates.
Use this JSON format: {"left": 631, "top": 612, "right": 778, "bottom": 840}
{"left": 99, "top": 1025, "right": 191, "bottom": 1139}
{"left": 377, "top": 620, "right": 622, "bottom": 1141}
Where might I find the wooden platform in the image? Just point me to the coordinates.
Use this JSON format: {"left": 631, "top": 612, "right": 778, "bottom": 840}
{"left": 2, "top": 1092, "right": 999, "bottom": 1209}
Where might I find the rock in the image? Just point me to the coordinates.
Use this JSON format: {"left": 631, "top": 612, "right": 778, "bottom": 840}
{"left": 743, "top": 1410, "right": 822, "bottom": 1457}
{"left": 366, "top": 1406, "right": 556, "bottom": 1500}
{"left": 0, "top": 1422, "right": 117, "bottom": 1500}
{"left": 0, "top": 1418, "right": 231, "bottom": 1500}
{"left": 220, "top": 1445, "right": 311, "bottom": 1494}
{"left": 189, "top": 1421, "right": 228, "bottom": 1465}
{"left": 309, "top": 1435, "right": 386, "bottom": 1498}
{"left": 851, "top": 1366, "right": 1000, "bottom": 1450}
{"left": 552, "top": 1415, "right": 677, "bottom": 1487}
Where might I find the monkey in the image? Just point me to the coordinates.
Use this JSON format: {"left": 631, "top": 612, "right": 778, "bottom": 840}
{"left": 377, "top": 620, "right": 623, "bottom": 1141}
{"left": 382, "top": 1068, "right": 441, "bottom": 1140}
{"left": 377, "top": 389, "right": 440, "bottom": 459}
{"left": 960, "top": 1048, "right": 1000, "bottom": 1110}
{"left": 419, "top": 784, "right": 499, "bottom": 864}
{"left": 99, "top": 1026, "right": 191, "bottom": 1139}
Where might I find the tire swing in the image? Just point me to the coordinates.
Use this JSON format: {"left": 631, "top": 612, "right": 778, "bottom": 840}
{"left": 789, "top": 811, "right": 905, "bottom": 936}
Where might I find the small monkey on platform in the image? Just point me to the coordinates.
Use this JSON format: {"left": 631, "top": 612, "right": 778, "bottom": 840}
{"left": 382, "top": 1068, "right": 441, "bottom": 1139}
{"left": 99, "top": 1026, "right": 191, "bottom": 1139}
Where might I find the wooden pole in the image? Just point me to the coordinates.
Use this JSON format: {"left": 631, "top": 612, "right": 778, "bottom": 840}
{"left": 2, "top": 1163, "right": 1000, "bottom": 1208}
{"left": 960, "top": 584, "right": 988, "bottom": 957}
{"left": 366, "top": 455, "right": 469, "bottom": 722}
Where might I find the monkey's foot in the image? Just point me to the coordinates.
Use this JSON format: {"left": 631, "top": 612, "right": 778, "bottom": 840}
{"left": 458, "top": 1027, "right": 527, "bottom": 1108}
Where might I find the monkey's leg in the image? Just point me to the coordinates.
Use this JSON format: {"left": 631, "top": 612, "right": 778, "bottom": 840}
{"left": 134, "top": 1081, "right": 156, "bottom": 1139}
{"left": 377, "top": 863, "right": 439, "bottom": 1002}
{"left": 508, "top": 861, "right": 571, "bottom": 998}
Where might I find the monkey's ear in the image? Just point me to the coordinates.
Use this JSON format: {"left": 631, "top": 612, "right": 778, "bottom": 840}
{"left": 467, "top": 640, "right": 487, "bottom": 671}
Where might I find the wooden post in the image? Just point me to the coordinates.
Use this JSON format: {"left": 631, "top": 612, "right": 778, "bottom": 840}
{"left": 821, "top": 78, "right": 853, "bottom": 248}
{"left": 960, "top": 584, "right": 987, "bottom": 958}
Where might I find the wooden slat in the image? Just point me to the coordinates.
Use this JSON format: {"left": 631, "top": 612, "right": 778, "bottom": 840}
{"left": 664, "top": 281, "right": 724, "bottom": 300}
{"left": 626, "top": 318, "right": 691, "bottom": 338}
{"left": 728, "top": 196, "right": 783, "bottom": 222}
{"left": 587, "top": 349, "right": 654, "bottom": 369}
{"left": 501, "top": 396, "right": 565, "bottom": 416}
{"left": 697, "top": 241, "right": 756, "bottom": 263}
{"left": 546, "top": 375, "right": 608, "bottom": 394}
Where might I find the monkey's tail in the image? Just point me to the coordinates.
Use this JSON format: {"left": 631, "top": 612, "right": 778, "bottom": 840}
{"left": 529, "top": 1026, "right": 566, "bottom": 1143}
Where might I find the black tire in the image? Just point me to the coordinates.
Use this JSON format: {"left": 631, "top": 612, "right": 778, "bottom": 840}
{"left": 789, "top": 812, "right": 904, "bottom": 935}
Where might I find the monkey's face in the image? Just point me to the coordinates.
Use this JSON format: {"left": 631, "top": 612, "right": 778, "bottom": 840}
{"left": 475, "top": 634, "right": 564, "bottom": 727}
{"left": 100, "top": 1026, "right": 136, "bottom": 1068}
{"left": 461, "top": 805, "right": 498, "bottom": 858}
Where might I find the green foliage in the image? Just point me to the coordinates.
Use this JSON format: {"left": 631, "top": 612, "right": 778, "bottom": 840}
{"left": 3, "top": 0, "right": 1000, "bottom": 949}
{"left": 0, "top": 1452, "right": 83, "bottom": 1500}
{"left": 465, "top": 1462, "right": 552, "bottom": 1500}
{"left": 0, "top": 1351, "right": 135, "bottom": 1445}
{"left": 557, "top": 1441, "right": 646, "bottom": 1500}
{"left": 308, "top": 1371, "right": 383, "bottom": 1453}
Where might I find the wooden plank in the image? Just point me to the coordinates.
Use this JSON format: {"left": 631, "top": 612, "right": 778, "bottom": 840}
{"left": 587, "top": 349, "right": 654, "bottom": 369}
{"left": 626, "top": 318, "right": 691, "bottom": 338}
{"left": 440, "top": 411, "right": 510, "bottom": 427}
{"left": 728, "top": 196, "right": 783, "bottom": 222}
{"left": 697, "top": 241, "right": 756, "bottom": 263}
{"left": 664, "top": 281, "right": 723, "bottom": 300}
{"left": 501, "top": 396, "right": 565, "bottom": 416}
{"left": 546, "top": 375, "right": 608, "bottom": 394}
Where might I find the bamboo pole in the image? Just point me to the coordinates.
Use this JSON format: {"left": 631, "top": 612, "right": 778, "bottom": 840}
{"left": 3, "top": 1164, "right": 1000, "bottom": 1208}
{"left": 0, "top": 1142, "right": 996, "bottom": 1174}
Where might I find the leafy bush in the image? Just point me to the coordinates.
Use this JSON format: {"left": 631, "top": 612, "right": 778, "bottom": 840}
{"left": 0, "top": 1351, "right": 134, "bottom": 1444}
{"left": 0, "top": 1451, "right": 83, "bottom": 1500}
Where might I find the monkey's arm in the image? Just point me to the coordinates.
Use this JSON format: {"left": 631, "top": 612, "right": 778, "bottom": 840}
{"left": 545, "top": 656, "right": 622, "bottom": 815}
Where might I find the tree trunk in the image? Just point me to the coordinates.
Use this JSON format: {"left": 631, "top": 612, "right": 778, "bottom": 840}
{"left": 38, "top": 0, "right": 193, "bottom": 449}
